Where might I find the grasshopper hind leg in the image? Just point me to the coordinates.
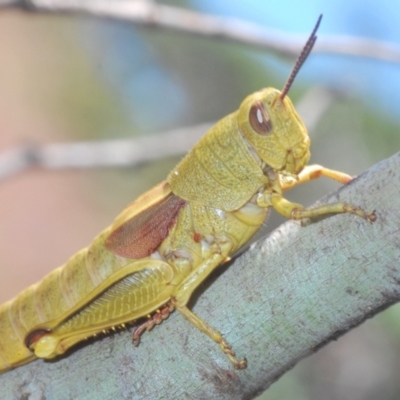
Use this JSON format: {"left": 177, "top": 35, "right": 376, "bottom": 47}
{"left": 132, "top": 302, "right": 175, "bottom": 346}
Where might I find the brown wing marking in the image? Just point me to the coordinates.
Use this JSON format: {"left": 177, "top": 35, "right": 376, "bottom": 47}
{"left": 105, "top": 181, "right": 186, "bottom": 259}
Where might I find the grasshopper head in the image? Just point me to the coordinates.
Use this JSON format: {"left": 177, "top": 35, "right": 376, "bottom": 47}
{"left": 237, "top": 88, "right": 310, "bottom": 175}
{"left": 237, "top": 14, "right": 321, "bottom": 176}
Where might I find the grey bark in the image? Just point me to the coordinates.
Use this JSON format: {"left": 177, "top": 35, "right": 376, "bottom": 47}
{"left": 1, "top": 152, "right": 399, "bottom": 400}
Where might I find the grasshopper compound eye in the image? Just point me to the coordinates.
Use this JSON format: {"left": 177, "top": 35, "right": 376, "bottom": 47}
{"left": 249, "top": 101, "right": 272, "bottom": 135}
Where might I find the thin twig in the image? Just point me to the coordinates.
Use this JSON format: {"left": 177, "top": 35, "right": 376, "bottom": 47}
{"left": 0, "top": 85, "right": 338, "bottom": 181}
{"left": 1, "top": 0, "right": 400, "bottom": 64}
{"left": 0, "top": 123, "right": 212, "bottom": 180}
{"left": 295, "top": 86, "right": 338, "bottom": 134}
{"left": 0, "top": 85, "right": 337, "bottom": 181}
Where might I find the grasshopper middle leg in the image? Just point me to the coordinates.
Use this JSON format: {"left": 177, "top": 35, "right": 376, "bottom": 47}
{"left": 171, "top": 240, "right": 247, "bottom": 369}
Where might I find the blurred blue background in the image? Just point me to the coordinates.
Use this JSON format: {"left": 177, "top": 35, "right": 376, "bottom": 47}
{"left": 196, "top": 0, "right": 400, "bottom": 119}
{"left": 82, "top": 0, "right": 400, "bottom": 132}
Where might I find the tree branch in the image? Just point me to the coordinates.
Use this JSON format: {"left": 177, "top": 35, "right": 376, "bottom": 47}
{"left": 1, "top": 151, "right": 398, "bottom": 399}
{"left": 1, "top": 0, "right": 400, "bottom": 64}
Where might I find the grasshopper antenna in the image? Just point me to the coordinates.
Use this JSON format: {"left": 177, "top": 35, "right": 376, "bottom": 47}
{"left": 279, "top": 14, "right": 322, "bottom": 100}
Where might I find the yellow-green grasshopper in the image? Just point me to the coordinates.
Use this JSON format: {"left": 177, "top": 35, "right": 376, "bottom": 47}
{"left": 0, "top": 15, "right": 375, "bottom": 372}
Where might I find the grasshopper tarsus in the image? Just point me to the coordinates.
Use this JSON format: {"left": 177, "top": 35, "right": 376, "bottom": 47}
{"left": 367, "top": 211, "right": 377, "bottom": 223}
{"left": 132, "top": 303, "right": 174, "bottom": 346}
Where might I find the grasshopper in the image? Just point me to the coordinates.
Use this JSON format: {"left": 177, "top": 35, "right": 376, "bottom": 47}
{"left": 0, "top": 15, "right": 375, "bottom": 372}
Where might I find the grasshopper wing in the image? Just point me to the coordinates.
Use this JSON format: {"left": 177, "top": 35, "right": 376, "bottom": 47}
{"left": 105, "top": 181, "right": 186, "bottom": 259}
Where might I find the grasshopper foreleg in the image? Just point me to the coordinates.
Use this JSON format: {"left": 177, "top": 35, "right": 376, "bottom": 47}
{"left": 281, "top": 164, "right": 353, "bottom": 190}
{"left": 261, "top": 166, "right": 376, "bottom": 223}
{"left": 270, "top": 194, "right": 376, "bottom": 222}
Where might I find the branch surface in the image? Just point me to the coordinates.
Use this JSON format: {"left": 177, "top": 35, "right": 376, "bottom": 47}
{"left": 1, "top": 152, "right": 399, "bottom": 399}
